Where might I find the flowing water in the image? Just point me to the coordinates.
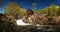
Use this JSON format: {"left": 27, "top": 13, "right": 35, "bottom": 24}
{"left": 16, "top": 19, "right": 33, "bottom": 26}
{"left": 16, "top": 19, "right": 60, "bottom": 32}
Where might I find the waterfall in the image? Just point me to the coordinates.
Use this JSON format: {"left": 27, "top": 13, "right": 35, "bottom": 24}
{"left": 16, "top": 19, "right": 33, "bottom": 26}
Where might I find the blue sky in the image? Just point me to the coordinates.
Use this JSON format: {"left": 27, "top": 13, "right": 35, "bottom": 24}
{"left": 0, "top": 0, "right": 60, "bottom": 13}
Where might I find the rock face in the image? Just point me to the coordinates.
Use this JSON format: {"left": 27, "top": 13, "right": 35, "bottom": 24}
{"left": 0, "top": 14, "right": 20, "bottom": 32}
{"left": 37, "top": 13, "right": 60, "bottom": 25}
{"left": 23, "top": 14, "right": 39, "bottom": 24}
{"left": 53, "top": 16, "right": 60, "bottom": 24}
{"left": 1, "top": 11, "right": 60, "bottom": 32}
